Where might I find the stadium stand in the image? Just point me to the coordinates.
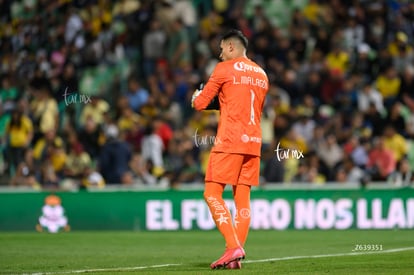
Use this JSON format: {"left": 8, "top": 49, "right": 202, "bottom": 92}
{"left": 1, "top": 0, "right": 414, "bottom": 189}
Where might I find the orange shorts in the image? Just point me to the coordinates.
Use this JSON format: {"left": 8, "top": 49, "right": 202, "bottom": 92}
{"left": 205, "top": 152, "right": 260, "bottom": 186}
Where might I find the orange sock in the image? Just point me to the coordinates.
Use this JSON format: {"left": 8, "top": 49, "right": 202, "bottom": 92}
{"left": 204, "top": 181, "right": 240, "bottom": 249}
{"left": 232, "top": 184, "right": 251, "bottom": 247}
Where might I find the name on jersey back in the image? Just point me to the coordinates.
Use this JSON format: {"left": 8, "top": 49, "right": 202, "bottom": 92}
{"left": 232, "top": 61, "right": 267, "bottom": 89}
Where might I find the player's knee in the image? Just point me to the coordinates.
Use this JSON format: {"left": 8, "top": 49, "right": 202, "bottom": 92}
{"left": 203, "top": 190, "right": 222, "bottom": 203}
{"left": 203, "top": 182, "right": 223, "bottom": 202}
{"left": 203, "top": 191, "right": 214, "bottom": 202}
{"left": 237, "top": 208, "right": 251, "bottom": 221}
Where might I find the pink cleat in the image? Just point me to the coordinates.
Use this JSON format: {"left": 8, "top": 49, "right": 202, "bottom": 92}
{"left": 226, "top": 260, "right": 242, "bottom": 269}
{"left": 210, "top": 247, "right": 245, "bottom": 269}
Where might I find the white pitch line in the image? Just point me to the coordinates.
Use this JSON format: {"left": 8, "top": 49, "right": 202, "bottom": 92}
{"left": 243, "top": 246, "right": 414, "bottom": 264}
{"left": 22, "top": 264, "right": 182, "bottom": 275}
{"left": 22, "top": 246, "right": 414, "bottom": 275}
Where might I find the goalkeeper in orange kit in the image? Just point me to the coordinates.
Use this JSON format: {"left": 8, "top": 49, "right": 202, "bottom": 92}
{"left": 192, "top": 29, "right": 269, "bottom": 269}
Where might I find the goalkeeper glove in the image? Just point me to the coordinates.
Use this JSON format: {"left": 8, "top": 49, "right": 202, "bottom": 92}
{"left": 191, "top": 83, "right": 204, "bottom": 108}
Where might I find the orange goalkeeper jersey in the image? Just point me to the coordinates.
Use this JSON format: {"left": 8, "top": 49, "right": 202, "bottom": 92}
{"left": 194, "top": 57, "right": 269, "bottom": 156}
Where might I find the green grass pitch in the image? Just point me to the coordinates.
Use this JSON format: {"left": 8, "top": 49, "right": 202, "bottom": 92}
{"left": 0, "top": 230, "right": 413, "bottom": 274}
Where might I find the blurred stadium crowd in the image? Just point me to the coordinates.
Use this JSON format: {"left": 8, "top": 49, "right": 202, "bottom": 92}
{"left": 1, "top": 0, "right": 414, "bottom": 190}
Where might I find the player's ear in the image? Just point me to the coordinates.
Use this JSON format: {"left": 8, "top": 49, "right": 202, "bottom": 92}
{"left": 227, "top": 41, "right": 233, "bottom": 52}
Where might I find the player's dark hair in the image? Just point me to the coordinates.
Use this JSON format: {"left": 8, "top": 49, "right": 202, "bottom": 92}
{"left": 221, "top": 29, "right": 248, "bottom": 49}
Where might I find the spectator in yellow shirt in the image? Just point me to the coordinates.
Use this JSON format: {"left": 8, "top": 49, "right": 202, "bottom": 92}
{"left": 325, "top": 44, "right": 350, "bottom": 75}
{"left": 375, "top": 66, "right": 401, "bottom": 105}
{"left": 279, "top": 126, "right": 308, "bottom": 156}
{"left": 117, "top": 106, "right": 144, "bottom": 133}
{"left": 33, "top": 129, "right": 67, "bottom": 179}
{"left": 382, "top": 125, "right": 408, "bottom": 162}
{"left": 302, "top": 0, "right": 323, "bottom": 26}
{"left": 199, "top": 9, "right": 224, "bottom": 37}
{"left": 63, "top": 142, "right": 91, "bottom": 180}
{"left": 4, "top": 108, "right": 33, "bottom": 176}
{"left": 29, "top": 78, "right": 59, "bottom": 140}
{"left": 79, "top": 96, "right": 110, "bottom": 126}
{"left": 387, "top": 32, "right": 413, "bottom": 57}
